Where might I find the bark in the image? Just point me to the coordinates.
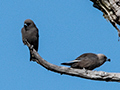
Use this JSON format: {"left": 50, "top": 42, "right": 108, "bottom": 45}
{"left": 24, "top": 39, "right": 120, "bottom": 83}
{"left": 90, "top": 0, "right": 120, "bottom": 38}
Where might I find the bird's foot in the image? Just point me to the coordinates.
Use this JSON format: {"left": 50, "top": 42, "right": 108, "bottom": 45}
{"left": 23, "top": 38, "right": 28, "bottom": 45}
{"left": 83, "top": 68, "right": 88, "bottom": 74}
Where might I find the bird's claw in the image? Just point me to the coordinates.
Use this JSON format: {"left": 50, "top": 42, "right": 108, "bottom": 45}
{"left": 23, "top": 38, "right": 33, "bottom": 48}
{"left": 83, "top": 68, "right": 88, "bottom": 74}
{"left": 23, "top": 38, "right": 28, "bottom": 45}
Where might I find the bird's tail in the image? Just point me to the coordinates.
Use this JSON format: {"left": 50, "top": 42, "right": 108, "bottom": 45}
{"left": 61, "top": 60, "right": 80, "bottom": 66}
{"left": 61, "top": 62, "right": 74, "bottom": 66}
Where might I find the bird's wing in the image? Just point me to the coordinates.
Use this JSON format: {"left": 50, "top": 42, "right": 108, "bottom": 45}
{"left": 72, "top": 54, "right": 99, "bottom": 70}
{"left": 75, "top": 53, "right": 98, "bottom": 60}
{"left": 76, "top": 59, "right": 95, "bottom": 67}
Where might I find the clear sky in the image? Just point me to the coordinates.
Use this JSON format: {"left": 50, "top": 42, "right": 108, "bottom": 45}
{"left": 1, "top": 0, "right": 120, "bottom": 90}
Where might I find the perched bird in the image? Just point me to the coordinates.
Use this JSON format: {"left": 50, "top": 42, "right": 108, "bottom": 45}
{"left": 61, "top": 53, "right": 110, "bottom": 70}
{"left": 21, "top": 19, "right": 39, "bottom": 61}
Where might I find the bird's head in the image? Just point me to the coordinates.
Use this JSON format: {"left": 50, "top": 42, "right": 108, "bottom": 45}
{"left": 24, "top": 19, "right": 35, "bottom": 29}
{"left": 97, "top": 54, "right": 111, "bottom": 62}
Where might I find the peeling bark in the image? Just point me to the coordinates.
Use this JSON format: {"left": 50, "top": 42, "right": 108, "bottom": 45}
{"left": 90, "top": 0, "right": 120, "bottom": 39}
{"left": 24, "top": 39, "right": 120, "bottom": 83}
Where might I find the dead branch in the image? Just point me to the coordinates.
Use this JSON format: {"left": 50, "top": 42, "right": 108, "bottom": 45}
{"left": 90, "top": 0, "right": 120, "bottom": 39}
{"left": 24, "top": 39, "right": 120, "bottom": 83}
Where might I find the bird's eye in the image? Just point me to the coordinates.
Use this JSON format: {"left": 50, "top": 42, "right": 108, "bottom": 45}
{"left": 27, "top": 23, "right": 31, "bottom": 26}
{"left": 24, "top": 23, "right": 31, "bottom": 27}
{"left": 104, "top": 56, "right": 107, "bottom": 59}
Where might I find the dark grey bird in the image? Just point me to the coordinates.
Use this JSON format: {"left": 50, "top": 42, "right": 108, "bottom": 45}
{"left": 21, "top": 19, "right": 39, "bottom": 61}
{"left": 61, "top": 53, "right": 110, "bottom": 70}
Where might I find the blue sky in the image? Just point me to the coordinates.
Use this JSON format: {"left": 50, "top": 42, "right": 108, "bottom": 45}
{"left": 1, "top": 0, "right": 120, "bottom": 90}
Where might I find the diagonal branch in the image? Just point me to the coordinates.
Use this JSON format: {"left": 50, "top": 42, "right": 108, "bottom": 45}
{"left": 24, "top": 39, "right": 120, "bottom": 83}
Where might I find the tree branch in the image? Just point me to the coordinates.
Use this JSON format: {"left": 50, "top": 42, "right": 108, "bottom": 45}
{"left": 90, "top": 0, "right": 120, "bottom": 38}
{"left": 24, "top": 39, "right": 120, "bottom": 83}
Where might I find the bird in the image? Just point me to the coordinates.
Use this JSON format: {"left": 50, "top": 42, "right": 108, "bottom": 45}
{"left": 61, "top": 53, "right": 110, "bottom": 70}
{"left": 21, "top": 19, "right": 39, "bottom": 61}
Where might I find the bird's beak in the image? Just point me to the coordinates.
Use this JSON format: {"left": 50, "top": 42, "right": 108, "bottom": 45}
{"left": 107, "top": 59, "right": 111, "bottom": 62}
{"left": 24, "top": 23, "right": 27, "bottom": 28}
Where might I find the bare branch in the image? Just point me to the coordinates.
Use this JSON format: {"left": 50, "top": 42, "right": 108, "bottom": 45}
{"left": 24, "top": 39, "right": 120, "bottom": 83}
